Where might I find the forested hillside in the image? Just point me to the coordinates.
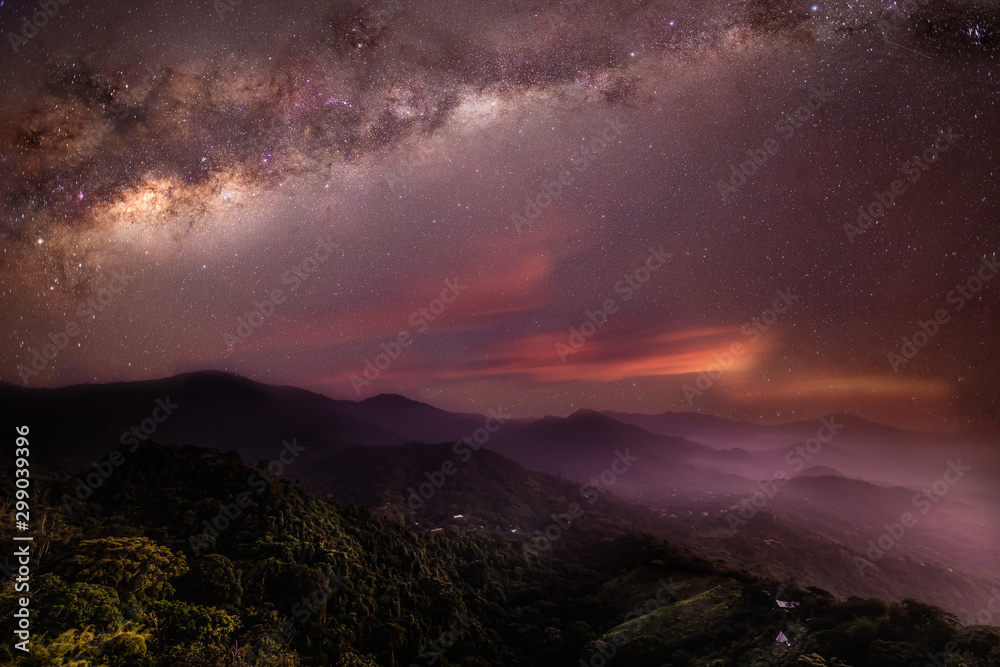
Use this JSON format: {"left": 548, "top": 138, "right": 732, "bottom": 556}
{"left": 1, "top": 443, "right": 998, "bottom": 666}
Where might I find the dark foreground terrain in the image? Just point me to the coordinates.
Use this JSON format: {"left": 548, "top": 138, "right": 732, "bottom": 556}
{"left": 1, "top": 441, "right": 999, "bottom": 666}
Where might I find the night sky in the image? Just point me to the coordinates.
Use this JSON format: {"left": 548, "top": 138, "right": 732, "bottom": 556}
{"left": 1, "top": 0, "right": 999, "bottom": 429}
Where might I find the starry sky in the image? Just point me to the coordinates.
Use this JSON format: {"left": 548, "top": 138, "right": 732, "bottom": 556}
{"left": 1, "top": 0, "right": 998, "bottom": 429}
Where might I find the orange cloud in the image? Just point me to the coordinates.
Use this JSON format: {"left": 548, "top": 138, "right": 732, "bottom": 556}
{"left": 295, "top": 325, "right": 769, "bottom": 396}
{"left": 194, "top": 212, "right": 601, "bottom": 362}
{"left": 429, "top": 325, "right": 767, "bottom": 383}
{"left": 718, "top": 374, "right": 953, "bottom": 401}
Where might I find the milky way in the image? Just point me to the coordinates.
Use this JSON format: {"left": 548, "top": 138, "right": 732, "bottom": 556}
{"left": 1, "top": 0, "right": 999, "bottom": 429}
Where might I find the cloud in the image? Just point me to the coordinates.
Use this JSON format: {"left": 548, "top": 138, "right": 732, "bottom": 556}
{"left": 719, "top": 374, "right": 953, "bottom": 401}
{"left": 430, "top": 326, "right": 764, "bottom": 383}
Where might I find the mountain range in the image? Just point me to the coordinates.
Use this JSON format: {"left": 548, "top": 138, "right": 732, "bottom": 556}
{"left": 3, "top": 371, "right": 998, "bottom": 621}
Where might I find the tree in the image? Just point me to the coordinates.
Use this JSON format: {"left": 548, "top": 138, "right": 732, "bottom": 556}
{"left": 148, "top": 599, "right": 239, "bottom": 644}
{"left": 58, "top": 536, "right": 188, "bottom": 605}
{"left": 35, "top": 574, "right": 123, "bottom": 630}
{"left": 334, "top": 650, "right": 382, "bottom": 666}
{"left": 101, "top": 631, "right": 149, "bottom": 667}
{"left": 183, "top": 553, "right": 243, "bottom": 610}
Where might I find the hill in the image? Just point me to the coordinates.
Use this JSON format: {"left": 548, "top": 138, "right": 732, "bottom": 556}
{"left": 4, "top": 372, "right": 998, "bottom": 622}
{"left": 0, "top": 371, "right": 404, "bottom": 466}
{"left": 1, "top": 442, "right": 998, "bottom": 666}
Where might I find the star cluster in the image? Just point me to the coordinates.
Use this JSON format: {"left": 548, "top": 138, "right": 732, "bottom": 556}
{"left": 1, "top": 0, "right": 999, "bottom": 429}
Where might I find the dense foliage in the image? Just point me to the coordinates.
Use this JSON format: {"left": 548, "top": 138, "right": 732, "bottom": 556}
{"left": 1, "top": 442, "right": 997, "bottom": 666}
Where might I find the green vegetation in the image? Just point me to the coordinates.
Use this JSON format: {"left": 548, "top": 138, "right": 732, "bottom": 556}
{"left": 1, "top": 443, "right": 997, "bottom": 666}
